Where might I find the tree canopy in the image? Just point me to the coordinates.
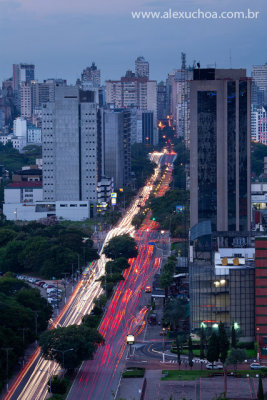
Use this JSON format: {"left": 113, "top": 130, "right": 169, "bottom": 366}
{"left": 0, "top": 223, "right": 99, "bottom": 279}
{"left": 39, "top": 325, "right": 104, "bottom": 370}
{"left": 103, "top": 234, "right": 138, "bottom": 260}
{"left": 0, "top": 275, "right": 52, "bottom": 391}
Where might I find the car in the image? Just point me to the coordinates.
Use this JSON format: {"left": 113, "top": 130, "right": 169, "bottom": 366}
{"left": 206, "top": 363, "right": 223, "bottom": 370}
{"left": 42, "top": 284, "right": 49, "bottom": 289}
{"left": 145, "top": 286, "right": 152, "bottom": 293}
{"left": 250, "top": 363, "right": 263, "bottom": 370}
{"left": 37, "top": 281, "right": 45, "bottom": 287}
{"left": 47, "top": 288, "right": 62, "bottom": 293}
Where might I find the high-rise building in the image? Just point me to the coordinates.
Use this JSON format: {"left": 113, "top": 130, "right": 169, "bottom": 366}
{"left": 106, "top": 73, "right": 157, "bottom": 142}
{"left": 157, "top": 82, "right": 167, "bottom": 122}
{"left": 255, "top": 237, "right": 267, "bottom": 359}
{"left": 39, "top": 79, "right": 67, "bottom": 104}
{"left": 20, "top": 82, "right": 32, "bottom": 118}
{"left": 142, "top": 111, "right": 154, "bottom": 145}
{"left": 251, "top": 105, "right": 267, "bottom": 143}
{"left": 135, "top": 56, "right": 149, "bottom": 79}
{"left": 42, "top": 86, "right": 100, "bottom": 206}
{"left": 189, "top": 239, "right": 255, "bottom": 341}
{"left": 81, "top": 62, "right": 101, "bottom": 87}
{"left": 190, "top": 68, "right": 251, "bottom": 232}
{"left": 13, "top": 63, "right": 35, "bottom": 91}
{"left": 251, "top": 63, "right": 267, "bottom": 107}
{"left": 102, "top": 108, "right": 131, "bottom": 189}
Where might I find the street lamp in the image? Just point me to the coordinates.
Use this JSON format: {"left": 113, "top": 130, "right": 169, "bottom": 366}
{"left": 126, "top": 334, "right": 135, "bottom": 357}
{"left": 52, "top": 348, "right": 74, "bottom": 375}
{"left": 161, "top": 328, "right": 166, "bottom": 363}
{"left": 233, "top": 322, "right": 240, "bottom": 330}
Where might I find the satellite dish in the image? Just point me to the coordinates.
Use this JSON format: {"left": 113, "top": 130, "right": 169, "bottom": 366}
{"left": 233, "top": 258, "right": 239, "bottom": 266}
{"left": 221, "top": 257, "right": 228, "bottom": 266}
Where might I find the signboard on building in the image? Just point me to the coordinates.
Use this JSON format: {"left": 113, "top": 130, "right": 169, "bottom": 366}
{"left": 111, "top": 192, "right": 117, "bottom": 198}
{"left": 176, "top": 205, "right": 184, "bottom": 213}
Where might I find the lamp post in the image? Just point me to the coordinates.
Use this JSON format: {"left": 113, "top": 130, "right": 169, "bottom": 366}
{"left": 162, "top": 328, "right": 166, "bottom": 363}
{"left": 2, "top": 348, "right": 13, "bottom": 392}
{"left": 126, "top": 334, "right": 135, "bottom": 357}
{"left": 52, "top": 348, "right": 74, "bottom": 376}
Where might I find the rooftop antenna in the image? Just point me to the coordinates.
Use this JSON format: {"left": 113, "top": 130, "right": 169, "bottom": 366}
{"left": 181, "top": 52, "right": 186, "bottom": 70}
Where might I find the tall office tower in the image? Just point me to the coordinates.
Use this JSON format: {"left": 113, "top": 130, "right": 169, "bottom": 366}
{"left": 13, "top": 64, "right": 35, "bottom": 108}
{"left": 102, "top": 108, "right": 131, "bottom": 189}
{"left": 251, "top": 105, "right": 267, "bottom": 143}
{"left": 42, "top": 86, "right": 99, "bottom": 204}
{"left": 81, "top": 62, "right": 101, "bottom": 87}
{"left": 39, "top": 79, "right": 67, "bottom": 104}
{"left": 252, "top": 63, "right": 267, "bottom": 107}
{"left": 105, "top": 73, "right": 157, "bottom": 138}
{"left": 190, "top": 68, "right": 251, "bottom": 232}
{"left": 157, "top": 82, "right": 167, "bottom": 122}
{"left": 20, "top": 82, "right": 32, "bottom": 118}
{"left": 142, "top": 111, "right": 154, "bottom": 144}
{"left": 135, "top": 56, "right": 149, "bottom": 79}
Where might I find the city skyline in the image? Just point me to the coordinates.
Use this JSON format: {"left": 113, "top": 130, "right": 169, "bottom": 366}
{"left": 0, "top": 0, "right": 266, "bottom": 83}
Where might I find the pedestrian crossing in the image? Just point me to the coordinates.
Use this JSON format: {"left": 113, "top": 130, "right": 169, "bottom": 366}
{"left": 165, "top": 359, "right": 208, "bottom": 364}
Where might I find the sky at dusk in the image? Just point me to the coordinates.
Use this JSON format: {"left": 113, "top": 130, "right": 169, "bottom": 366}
{"left": 0, "top": 0, "right": 266, "bottom": 84}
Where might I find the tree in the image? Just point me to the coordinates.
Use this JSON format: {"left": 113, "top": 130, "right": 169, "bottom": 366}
{"left": 207, "top": 332, "right": 219, "bottom": 367}
{"left": 162, "top": 298, "right": 188, "bottom": 331}
{"left": 231, "top": 324, "right": 237, "bottom": 348}
{"left": 103, "top": 234, "right": 138, "bottom": 260}
{"left": 188, "top": 336, "right": 194, "bottom": 369}
{"left": 200, "top": 327, "right": 206, "bottom": 361}
{"left": 218, "top": 323, "right": 229, "bottom": 364}
{"left": 50, "top": 376, "right": 68, "bottom": 395}
{"left": 218, "top": 323, "right": 230, "bottom": 397}
{"left": 257, "top": 374, "right": 264, "bottom": 400}
{"left": 159, "top": 269, "right": 173, "bottom": 300}
{"left": 0, "top": 240, "right": 25, "bottom": 273}
{"left": 226, "top": 348, "right": 246, "bottom": 372}
{"left": 39, "top": 325, "right": 104, "bottom": 370}
{"left": 176, "top": 336, "right": 181, "bottom": 370}
{"left": 105, "top": 257, "right": 129, "bottom": 275}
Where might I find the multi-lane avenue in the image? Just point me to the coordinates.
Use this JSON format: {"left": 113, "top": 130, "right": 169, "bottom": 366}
{"left": 3, "top": 150, "right": 176, "bottom": 400}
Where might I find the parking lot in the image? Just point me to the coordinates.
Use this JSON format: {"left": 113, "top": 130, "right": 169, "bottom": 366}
{"left": 16, "top": 274, "right": 71, "bottom": 313}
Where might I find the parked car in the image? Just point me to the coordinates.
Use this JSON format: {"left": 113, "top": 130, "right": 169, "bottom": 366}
{"left": 250, "top": 363, "right": 263, "bottom": 370}
{"left": 47, "top": 285, "right": 56, "bottom": 289}
{"left": 37, "top": 281, "right": 45, "bottom": 287}
{"left": 47, "top": 288, "right": 62, "bottom": 294}
{"left": 206, "top": 363, "right": 223, "bottom": 370}
{"left": 43, "top": 284, "right": 49, "bottom": 289}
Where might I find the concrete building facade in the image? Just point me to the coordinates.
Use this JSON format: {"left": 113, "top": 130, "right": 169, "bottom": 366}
{"left": 190, "top": 69, "right": 251, "bottom": 232}
{"left": 42, "top": 86, "right": 99, "bottom": 207}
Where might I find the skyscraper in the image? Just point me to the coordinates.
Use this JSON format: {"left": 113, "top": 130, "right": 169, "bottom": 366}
{"left": 135, "top": 56, "right": 149, "bottom": 79}
{"left": 42, "top": 86, "right": 100, "bottom": 205}
{"left": 102, "top": 108, "right": 131, "bottom": 189}
{"left": 13, "top": 64, "right": 35, "bottom": 109}
{"left": 190, "top": 68, "right": 251, "bottom": 232}
{"left": 157, "top": 82, "right": 167, "bottom": 122}
{"left": 105, "top": 72, "right": 157, "bottom": 142}
{"left": 81, "top": 62, "right": 101, "bottom": 87}
{"left": 251, "top": 63, "right": 267, "bottom": 107}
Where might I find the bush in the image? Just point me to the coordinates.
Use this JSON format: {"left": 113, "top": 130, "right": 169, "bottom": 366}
{"left": 238, "top": 342, "right": 255, "bottom": 350}
{"left": 122, "top": 368, "right": 145, "bottom": 378}
{"left": 50, "top": 376, "right": 68, "bottom": 395}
